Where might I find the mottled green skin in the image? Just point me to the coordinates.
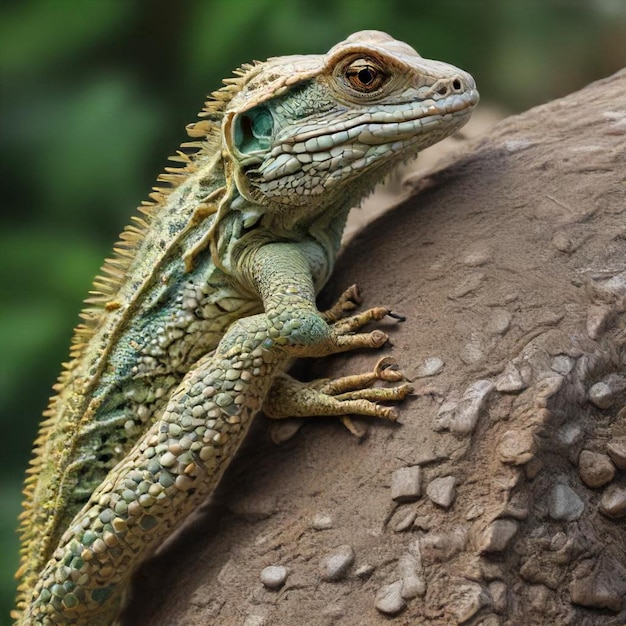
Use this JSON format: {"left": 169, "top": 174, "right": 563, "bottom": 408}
{"left": 16, "top": 30, "right": 478, "bottom": 624}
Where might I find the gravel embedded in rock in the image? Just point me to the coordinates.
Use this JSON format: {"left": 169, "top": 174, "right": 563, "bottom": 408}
{"left": 607, "top": 438, "right": 626, "bottom": 470}
{"left": 434, "top": 380, "right": 494, "bottom": 434}
{"left": 415, "top": 356, "right": 444, "bottom": 377}
{"left": 551, "top": 355, "right": 574, "bottom": 375}
{"left": 599, "top": 485, "right": 626, "bottom": 518}
{"left": 260, "top": 565, "right": 288, "bottom": 590}
{"left": 375, "top": 580, "right": 406, "bottom": 616}
{"left": 451, "top": 272, "right": 485, "bottom": 297}
{"left": 586, "top": 305, "right": 613, "bottom": 339}
{"left": 391, "top": 508, "right": 417, "bottom": 532}
{"left": 391, "top": 466, "right": 422, "bottom": 502}
{"left": 588, "top": 382, "right": 615, "bottom": 409}
{"left": 495, "top": 362, "right": 527, "bottom": 393}
{"left": 356, "top": 564, "right": 374, "bottom": 579}
{"left": 398, "top": 552, "right": 425, "bottom": 599}
{"left": 578, "top": 450, "right": 615, "bottom": 488}
{"left": 489, "top": 581, "right": 507, "bottom": 614}
{"left": 320, "top": 545, "right": 355, "bottom": 581}
{"left": 426, "top": 475, "right": 457, "bottom": 508}
{"left": 311, "top": 513, "right": 333, "bottom": 530}
{"left": 549, "top": 483, "right": 584, "bottom": 521}
{"left": 478, "top": 519, "right": 519, "bottom": 553}
{"left": 497, "top": 429, "right": 536, "bottom": 465}
{"left": 485, "top": 308, "right": 512, "bottom": 335}
{"left": 570, "top": 555, "right": 626, "bottom": 611}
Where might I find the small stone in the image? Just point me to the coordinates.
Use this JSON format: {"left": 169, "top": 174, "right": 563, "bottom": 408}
{"left": 311, "top": 513, "right": 333, "bottom": 530}
{"left": 599, "top": 485, "right": 626, "bottom": 518}
{"left": 461, "top": 244, "right": 491, "bottom": 267}
{"left": 486, "top": 309, "right": 512, "bottom": 335}
{"left": 320, "top": 545, "right": 355, "bottom": 582}
{"left": 390, "top": 466, "right": 422, "bottom": 502}
{"left": 570, "top": 556, "right": 626, "bottom": 612}
{"left": 419, "top": 528, "right": 467, "bottom": 563}
{"left": 459, "top": 333, "right": 487, "bottom": 365}
{"left": 495, "top": 362, "right": 527, "bottom": 393}
{"left": 478, "top": 519, "right": 519, "bottom": 553}
{"left": 497, "top": 429, "right": 536, "bottom": 465}
{"left": 556, "top": 422, "right": 583, "bottom": 448}
{"left": 434, "top": 380, "right": 494, "bottom": 435}
{"left": 356, "top": 564, "right": 374, "bottom": 579}
{"left": 269, "top": 418, "right": 305, "bottom": 444}
{"left": 415, "top": 356, "right": 444, "bottom": 378}
{"left": 551, "top": 355, "right": 574, "bottom": 375}
{"left": 451, "top": 582, "right": 490, "bottom": 623}
{"left": 597, "top": 270, "right": 626, "bottom": 297}
{"left": 588, "top": 382, "right": 615, "bottom": 409}
{"left": 426, "top": 475, "right": 457, "bottom": 508}
{"left": 391, "top": 508, "right": 417, "bottom": 532}
{"left": 578, "top": 450, "right": 615, "bottom": 488}
{"left": 413, "top": 515, "right": 432, "bottom": 530}
{"left": 549, "top": 483, "right": 584, "bottom": 521}
{"left": 398, "top": 552, "right": 425, "bottom": 599}
{"left": 607, "top": 438, "right": 626, "bottom": 470}
{"left": 375, "top": 580, "right": 406, "bottom": 616}
{"left": 552, "top": 231, "right": 574, "bottom": 253}
{"left": 586, "top": 305, "right": 613, "bottom": 339}
{"left": 243, "top": 615, "right": 266, "bottom": 626}
{"left": 451, "top": 272, "right": 485, "bottom": 298}
{"left": 489, "top": 581, "right": 507, "bottom": 614}
{"left": 260, "top": 565, "right": 287, "bottom": 590}
{"left": 229, "top": 495, "right": 277, "bottom": 520}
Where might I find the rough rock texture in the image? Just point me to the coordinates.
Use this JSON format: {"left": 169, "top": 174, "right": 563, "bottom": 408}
{"left": 121, "top": 71, "right": 625, "bottom": 625}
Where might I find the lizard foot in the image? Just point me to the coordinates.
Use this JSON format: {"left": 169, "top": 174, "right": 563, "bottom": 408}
{"left": 262, "top": 357, "right": 413, "bottom": 423}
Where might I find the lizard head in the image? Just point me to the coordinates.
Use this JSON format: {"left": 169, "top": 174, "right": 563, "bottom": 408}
{"left": 222, "top": 30, "right": 479, "bottom": 215}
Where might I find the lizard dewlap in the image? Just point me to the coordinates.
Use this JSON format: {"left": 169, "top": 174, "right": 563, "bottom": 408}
{"left": 14, "top": 31, "right": 477, "bottom": 625}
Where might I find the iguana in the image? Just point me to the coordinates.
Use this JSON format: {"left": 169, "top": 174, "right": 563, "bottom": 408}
{"left": 14, "top": 31, "right": 478, "bottom": 625}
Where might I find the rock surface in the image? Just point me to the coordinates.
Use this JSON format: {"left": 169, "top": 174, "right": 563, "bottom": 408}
{"left": 121, "top": 72, "right": 626, "bottom": 625}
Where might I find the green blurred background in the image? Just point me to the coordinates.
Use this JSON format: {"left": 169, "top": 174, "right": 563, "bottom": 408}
{"left": 1, "top": 0, "right": 625, "bottom": 620}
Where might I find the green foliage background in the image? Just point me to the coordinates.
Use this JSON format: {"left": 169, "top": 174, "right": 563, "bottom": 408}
{"left": 1, "top": 0, "right": 624, "bottom": 619}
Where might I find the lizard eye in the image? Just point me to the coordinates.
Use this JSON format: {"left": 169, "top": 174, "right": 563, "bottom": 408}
{"left": 345, "top": 58, "right": 386, "bottom": 92}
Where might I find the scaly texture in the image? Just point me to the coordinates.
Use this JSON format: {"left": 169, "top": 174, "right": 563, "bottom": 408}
{"left": 14, "top": 31, "right": 478, "bottom": 625}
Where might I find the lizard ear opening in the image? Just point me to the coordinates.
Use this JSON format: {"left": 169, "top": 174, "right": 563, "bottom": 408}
{"left": 233, "top": 105, "right": 274, "bottom": 154}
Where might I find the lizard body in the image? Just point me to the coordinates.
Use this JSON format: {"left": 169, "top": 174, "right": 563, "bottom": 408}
{"left": 14, "top": 31, "right": 478, "bottom": 624}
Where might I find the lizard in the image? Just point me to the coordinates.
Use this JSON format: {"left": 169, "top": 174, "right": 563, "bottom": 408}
{"left": 13, "top": 30, "right": 478, "bottom": 625}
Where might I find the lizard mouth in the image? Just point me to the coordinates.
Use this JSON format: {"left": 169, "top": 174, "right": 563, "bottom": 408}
{"left": 258, "top": 87, "right": 479, "bottom": 185}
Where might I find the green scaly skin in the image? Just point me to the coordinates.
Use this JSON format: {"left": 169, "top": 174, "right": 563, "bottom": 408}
{"left": 15, "top": 31, "right": 478, "bottom": 624}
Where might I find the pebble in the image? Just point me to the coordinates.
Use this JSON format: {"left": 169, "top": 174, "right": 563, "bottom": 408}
{"left": 478, "top": 519, "right": 519, "bottom": 553}
{"left": 549, "top": 483, "right": 584, "bottom": 521}
{"left": 588, "top": 382, "right": 615, "bottom": 409}
{"left": 461, "top": 244, "right": 491, "bottom": 267}
{"left": 419, "top": 528, "right": 467, "bottom": 563}
{"left": 570, "top": 555, "right": 626, "bottom": 611}
{"left": 452, "top": 582, "right": 489, "bottom": 623}
{"left": 451, "top": 272, "right": 485, "bottom": 297}
{"left": 434, "top": 380, "right": 494, "bottom": 435}
{"left": 414, "top": 356, "right": 444, "bottom": 378}
{"left": 551, "top": 355, "right": 574, "bottom": 375}
{"left": 269, "top": 418, "right": 305, "bottom": 444}
{"left": 311, "top": 513, "right": 333, "bottom": 530}
{"left": 243, "top": 615, "right": 266, "bottom": 626}
{"left": 426, "top": 476, "right": 457, "bottom": 508}
{"left": 355, "top": 564, "right": 374, "bottom": 579}
{"left": 230, "top": 495, "right": 277, "bottom": 520}
{"left": 607, "top": 438, "right": 626, "bottom": 470}
{"left": 398, "top": 552, "right": 425, "bottom": 599}
{"left": 374, "top": 580, "right": 406, "bottom": 616}
{"left": 586, "top": 305, "right": 613, "bottom": 339}
{"left": 320, "top": 545, "right": 354, "bottom": 581}
{"left": 556, "top": 422, "right": 582, "bottom": 448}
{"left": 495, "top": 362, "right": 527, "bottom": 393}
{"left": 497, "top": 429, "right": 536, "bottom": 465}
{"left": 391, "top": 508, "right": 417, "bottom": 532}
{"left": 552, "top": 231, "right": 574, "bottom": 253}
{"left": 599, "top": 485, "right": 626, "bottom": 518}
{"left": 485, "top": 309, "right": 512, "bottom": 335}
{"left": 391, "top": 466, "right": 422, "bottom": 502}
{"left": 597, "top": 270, "right": 626, "bottom": 297}
{"left": 260, "top": 565, "right": 288, "bottom": 590}
{"left": 578, "top": 450, "right": 615, "bottom": 488}
{"left": 459, "top": 333, "right": 487, "bottom": 365}
{"left": 489, "top": 581, "right": 507, "bottom": 614}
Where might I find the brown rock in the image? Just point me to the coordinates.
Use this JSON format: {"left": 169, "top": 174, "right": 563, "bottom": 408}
{"left": 578, "top": 450, "right": 615, "bottom": 488}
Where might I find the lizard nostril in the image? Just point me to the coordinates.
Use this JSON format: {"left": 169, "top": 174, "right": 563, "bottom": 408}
{"left": 452, "top": 78, "right": 462, "bottom": 91}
